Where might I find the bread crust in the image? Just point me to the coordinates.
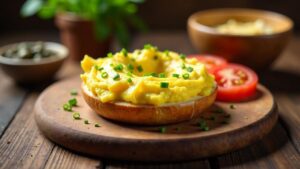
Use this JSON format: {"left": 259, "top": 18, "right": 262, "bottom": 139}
{"left": 81, "top": 83, "right": 217, "bottom": 125}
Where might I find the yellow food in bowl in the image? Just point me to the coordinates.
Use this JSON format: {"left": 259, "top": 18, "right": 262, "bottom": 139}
{"left": 215, "top": 19, "right": 273, "bottom": 35}
{"left": 80, "top": 45, "right": 215, "bottom": 105}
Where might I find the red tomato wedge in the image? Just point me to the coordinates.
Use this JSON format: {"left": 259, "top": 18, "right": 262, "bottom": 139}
{"left": 188, "top": 55, "right": 228, "bottom": 74}
{"left": 214, "top": 64, "right": 258, "bottom": 102}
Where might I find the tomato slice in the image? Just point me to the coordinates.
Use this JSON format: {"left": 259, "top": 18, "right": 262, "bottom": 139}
{"left": 188, "top": 54, "right": 228, "bottom": 74}
{"left": 214, "top": 64, "right": 258, "bottom": 102}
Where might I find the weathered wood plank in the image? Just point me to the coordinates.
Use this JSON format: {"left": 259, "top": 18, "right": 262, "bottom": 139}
{"left": 105, "top": 160, "right": 211, "bottom": 169}
{"left": 44, "top": 146, "right": 102, "bottom": 169}
{"left": 216, "top": 123, "right": 300, "bottom": 169}
{"left": 0, "top": 70, "right": 27, "bottom": 137}
{"left": 0, "top": 94, "right": 54, "bottom": 169}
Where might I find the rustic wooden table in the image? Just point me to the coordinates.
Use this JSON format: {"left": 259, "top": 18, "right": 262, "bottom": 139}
{"left": 0, "top": 32, "right": 299, "bottom": 169}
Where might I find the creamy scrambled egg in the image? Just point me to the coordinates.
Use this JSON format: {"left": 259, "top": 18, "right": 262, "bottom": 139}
{"left": 215, "top": 19, "right": 273, "bottom": 35}
{"left": 81, "top": 45, "right": 215, "bottom": 105}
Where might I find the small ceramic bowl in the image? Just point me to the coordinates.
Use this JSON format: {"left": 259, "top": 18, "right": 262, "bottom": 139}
{"left": 188, "top": 8, "right": 293, "bottom": 70}
{"left": 0, "top": 42, "right": 68, "bottom": 84}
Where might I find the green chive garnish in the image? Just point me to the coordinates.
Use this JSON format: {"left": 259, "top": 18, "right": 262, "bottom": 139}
{"left": 182, "top": 73, "right": 189, "bottom": 79}
{"left": 101, "top": 72, "right": 108, "bottom": 78}
{"left": 72, "top": 112, "right": 80, "bottom": 120}
{"left": 68, "top": 98, "right": 77, "bottom": 106}
{"left": 199, "top": 120, "right": 209, "bottom": 131}
{"left": 160, "top": 127, "right": 166, "bottom": 133}
{"left": 63, "top": 103, "right": 72, "bottom": 112}
{"left": 159, "top": 73, "right": 166, "bottom": 78}
{"left": 160, "top": 82, "right": 169, "bottom": 88}
{"left": 187, "top": 67, "right": 193, "bottom": 72}
{"left": 137, "top": 65, "right": 143, "bottom": 72}
{"left": 127, "top": 64, "right": 134, "bottom": 71}
{"left": 180, "top": 54, "right": 186, "bottom": 60}
{"left": 94, "top": 65, "right": 103, "bottom": 71}
{"left": 114, "top": 64, "right": 123, "bottom": 71}
{"left": 144, "top": 44, "right": 154, "bottom": 49}
{"left": 107, "top": 52, "right": 113, "bottom": 58}
{"left": 127, "top": 78, "right": 133, "bottom": 83}
{"left": 127, "top": 72, "right": 133, "bottom": 77}
{"left": 70, "top": 89, "right": 77, "bottom": 96}
{"left": 121, "top": 48, "right": 128, "bottom": 57}
{"left": 84, "top": 119, "right": 89, "bottom": 124}
{"left": 181, "top": 63, "right": 186, "bottom": 69}
{"left": 95, "top": 123, "right": 101, "bottom": 127}
{"left": 113, "top": 74, "right": 120, "bottom": 80}
{"left": 164, "top": 50, "right": 169, "bottom": 56}
{"left": 150, "top": 72, "right": 158, "bottom": 77}
{"left": 172, "top": 73, "right": 180, "bottom": 78}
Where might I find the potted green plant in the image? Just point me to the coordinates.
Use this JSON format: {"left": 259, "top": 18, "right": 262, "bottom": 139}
{"left": 21, "top": 0, "right": 146, "bottom": 60}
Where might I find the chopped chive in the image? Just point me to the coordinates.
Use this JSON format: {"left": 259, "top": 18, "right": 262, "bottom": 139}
{"left": 121, "top": 48, "right": 128, "bottom": 57}
{"left": 107, "top": 52, "right": 113, "bottom": 58}
{"left": 180, "top": 54, "right": 186, "bottom": 60}
{"left": 114, "top": 64, "right": 123, "bottom": 71}
{"left": 72, "top": 112, "right": 80, "bottom": 120}
{"left": 68, "top": 98, "right": 77, "bottom": 106}
{"left": 160, "top": 127, "right": 166, "bottom": 133}
{"left": 153, "top": 56, "right": 158, "bottom": 60}
{"left": 164, "top": 50, "right": 169, "bottom": 56}
{"left": 230, "top": 104, "right": 236, "bottom": 109}
{"left": 199, "top": 120, "right": 209, "bottom": 131}
{"left": 101, "top": 72, "right": 108, "bottom": 78}
{"left": 160, "top": 82, "right": 169, "bottom": 88}
{"left": 131, "top": 58, "right": 136, "bottom": 62}
{"left": 137, "top": 65, "right": 143, "bottom": 72}
{"left": 187, "top": 67, "right": 194, "bottom": 72}
{"left": 113, "top": 74, "right": 120, "bottom": 80}
{"left": 84, "top": 119, "right": 89, "bottom": 124}
{"left": 94, "top": 65, "right": 103, "bottom": 71}
{"left": 150, "top": 72, "right": 158, "bottom": 77}
{"left": 70, "top": 89, "right": 77, "bottom": 96}
{"left": 137, "top": 50, "right": 142, "bottom": 55}
{"left": 181, "top": 63, "right": 186, "bottom": 69}
{"left": 172, "top": 73, "right": 180, "bottom": 78}
{"left": 144, "top": 44, "right": 155, "bottom": 49}
{"left": 182, "top": 73, "right": 189, "bottom": 79}
{"left": 159, "top": 73, "right": 166, "bottom": 78}
{"left": 127, "top": 63, "right": 134, "bottom": 71}
{"left": 95, "top": 123, "right": 101, "bottom": 127}
{"left": 63, "top": 103, "right": 72, "bottom": 112}
{"left": 127, "top": 78, "right": 133, "bottom": 83}
{"left": 127, "top": 72, "right": 133, "bottom": 77}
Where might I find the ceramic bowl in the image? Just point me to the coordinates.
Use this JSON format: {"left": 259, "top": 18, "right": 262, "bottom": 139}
{"left": 0, "top": 42, "right": 68, "bottom": 84}
{"left": 188, "top": 8, "right": 293, "bottom": 70}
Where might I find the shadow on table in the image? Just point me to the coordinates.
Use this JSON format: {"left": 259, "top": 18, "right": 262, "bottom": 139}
{"left": 215, "top": 119, "right": 295, "bottom": 168}
{"left": 260, "top": 69, "right": 300, "bottom": 93}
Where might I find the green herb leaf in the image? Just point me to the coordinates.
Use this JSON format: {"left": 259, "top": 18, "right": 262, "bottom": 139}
{"left": 180, "top": 54, "right": 186, "bottom": 60}
{"left": 160, "top": 82, "right": 169, "bottom": 88}
{"left": 127, "top": 63, "right": 134, "bottom": 71}
{"left": 68, "top": 98, "right": 77, "bottom": 107}
{"left": 107, "top": 53, "right": 113, "bottom": 58}
{"left": 127, "top": 78, "right": 133, "bottom": 83}
{"left": 159, "top": 73, "right": 166, "bottom": 78}
{"left": 114, "top": 64, "right": 123, "bottom": 71}
{"left": 101, "top": 72, "right": 108, "bottom": 78}
{"left": 172, "top": 73, "right": 180, "bottom": 78}
{"left": 95, "top": 123, "right": 101, "bottom": 127}
{"left": 72, "top": 112, "right": 80, "bottom": 120}
{"left": 137, "top": 65, "right": 143, "bottom": 72}
{"left": 182, "top": 73, "right": 189, "bottom": 79}
{"left": 113, "top": 74, "right": 120, "bottom": 80}
{"left": 70, "top": 89, "right": 78, "bottom": 96}
{"left": 63, "top": 103, "right": 72, "bottom": 112}
{"left": 84, "top": 119, "right": 89, "bottom": 124}
{"left": 186, "top": 67, "right": 194, "bottom": 72}
{"left": 121, "top": 48, "right": 128, "bottom": 57}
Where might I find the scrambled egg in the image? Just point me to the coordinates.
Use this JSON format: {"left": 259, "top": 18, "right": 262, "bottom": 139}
{"left": 215, "top": 19, "right": 273, "bottom": 35}
{"left": 80, "top": 45, "right": 215, "bottom": 105}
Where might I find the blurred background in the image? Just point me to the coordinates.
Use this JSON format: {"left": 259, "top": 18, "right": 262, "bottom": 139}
{"left": 1, "top": 0, "right": 299, "bottom": 34}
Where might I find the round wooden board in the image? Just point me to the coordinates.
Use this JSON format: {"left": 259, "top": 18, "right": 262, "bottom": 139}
{"left": 35, "top": 76, "right": 277, "bottom": 161}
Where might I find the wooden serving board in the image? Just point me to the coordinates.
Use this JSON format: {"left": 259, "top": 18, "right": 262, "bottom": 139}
{"left": 34, "top": 76, "right": 277, "bottom": 161}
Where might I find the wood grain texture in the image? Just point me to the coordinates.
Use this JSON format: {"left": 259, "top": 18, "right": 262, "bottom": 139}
{"left": 34, "top": 77, "right": 277, "bottom": 161}
{"left": 105, "top": 160, "right": 211, "bottom": 169}
{"left": 0, "top": 94, "right": 54, "bottom": 169}
{"left": 44, "top": 146, "right": 102, "bottom": 169}
{"left": 0, "top": 70, "right": 27, "bottom": 136}
{"left": 216, "top": 123, "right": 300, "bottom": 169}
